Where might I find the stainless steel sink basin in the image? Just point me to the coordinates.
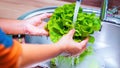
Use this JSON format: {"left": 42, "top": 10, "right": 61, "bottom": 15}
{"left": 93, "top": 22, "right": 120, "bottom": 68}
{"left": 18, "top": 6, "right": 120, "bottom": 68}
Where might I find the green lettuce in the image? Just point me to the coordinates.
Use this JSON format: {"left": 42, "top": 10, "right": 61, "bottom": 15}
{"left": 45, "top": 3, "right": 101, "bottom": 67}
{"left": 46, "top": 3, "right": 101, "bottom": 43}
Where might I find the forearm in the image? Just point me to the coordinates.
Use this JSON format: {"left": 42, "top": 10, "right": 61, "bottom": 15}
{"left": 0, "top": 18, "right": 25, "bottom": 34}
{"left": 20, "top": 44, "right": 63, "bottom": 67}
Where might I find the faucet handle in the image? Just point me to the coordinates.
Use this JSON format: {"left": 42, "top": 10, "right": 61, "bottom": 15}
{"left": 108, "top": 6, "right": 120, "bottom": 15}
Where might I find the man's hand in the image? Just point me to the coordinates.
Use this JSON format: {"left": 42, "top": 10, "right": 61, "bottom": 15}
{"left": 55, "top": 29, "right": 89, "bottom": 56}
{"left": 23, "top": 13, "right": 52, "bottom": 36}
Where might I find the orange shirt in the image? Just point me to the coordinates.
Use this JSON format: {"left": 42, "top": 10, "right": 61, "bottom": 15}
{"left": 0, "top": 29, "right": 22, "bottom": 68}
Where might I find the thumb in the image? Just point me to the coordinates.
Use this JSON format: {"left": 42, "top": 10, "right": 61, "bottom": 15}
{"left": 40, "top": 13, "right": 52, "bottom": 20}
{"left": 66, "top": 29, "right": 75, "bottom": 38}
{"left": 80, "top": 37, "right": 89, "bottom": 47}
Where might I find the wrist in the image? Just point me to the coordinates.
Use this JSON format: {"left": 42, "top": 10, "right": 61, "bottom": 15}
{"left": 13, "top": 20, "right": 27, "bottom": 35}
{"left": 21, "top": 20, "right": 30, "bottom": 35}
{"left": 54, "top": 43, "right": 66, "bottom": 54}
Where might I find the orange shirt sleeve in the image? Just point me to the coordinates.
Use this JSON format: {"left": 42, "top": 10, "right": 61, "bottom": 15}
{"left": 0, "top": 40, "right": 22, "bottom": 68}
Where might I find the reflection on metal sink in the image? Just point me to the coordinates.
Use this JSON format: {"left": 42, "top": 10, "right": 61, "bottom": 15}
{"left": 18, "top": 6, "right": 120, "bottom": 68}
{"left": 93, "top": 22, "right": 120, "bottom": 68}
{"left": 93, "top": 22, "right": 120, "bottom": 49}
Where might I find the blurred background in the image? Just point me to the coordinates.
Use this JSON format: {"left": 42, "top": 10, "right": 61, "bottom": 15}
{"left": 0, "top": 0, "right": 119, "bottom": 19}
{"left": 61, "top": 0, "right": 120, "bottom": 9}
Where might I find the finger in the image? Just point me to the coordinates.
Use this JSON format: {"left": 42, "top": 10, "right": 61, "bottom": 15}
{"left": 28, "top": 13, "right": 52, "bottom": 26}
{"left": 81, "top": 45, "right": 86, "bottom": 53}
{"left": 38, "top": 21, "right": 46, "bottom": 28}
{"left": 78, "top": 38, "right": 89, "bottom": 51}
{"left": 74, "top": 46, "right": 86, "bottom": 57}
{"left": 40, "top": 13, "right": 52, "bottom": 20}
{"left": 79, "top": 37, "right": 89, "bottom": 47}
{"left": 66, "top": 29, "right": 75, "bottom": 38}
{"left": 73, "top": 41, "right": 87, "bottom": 56}
{"left": 25, "top": 25, "right": 49, "bottom": 36}
{"left": 34, "top": 28, "right": 49, "bottom": 36}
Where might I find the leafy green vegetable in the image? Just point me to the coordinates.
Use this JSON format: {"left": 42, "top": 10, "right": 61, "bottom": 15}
{"left": 50, "top": 58, "right": 56, "bottom": 68}
{"left": 46, "top": 3, "right": 101, "bottom": 68}
{"left": 46, "top": 3, "right": 101, "bottom": 43}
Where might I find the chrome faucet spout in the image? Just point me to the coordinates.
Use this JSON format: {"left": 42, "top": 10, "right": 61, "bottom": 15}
{"left": 100, "top": 0, "right": 109, "bottom": 21}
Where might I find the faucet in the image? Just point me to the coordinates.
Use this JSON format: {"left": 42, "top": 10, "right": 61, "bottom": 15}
{"left": 100, "top": 0, "right": 120, "bottom": 24}
{"left": 100, "top": 0, "right": 109, "bottom": 21}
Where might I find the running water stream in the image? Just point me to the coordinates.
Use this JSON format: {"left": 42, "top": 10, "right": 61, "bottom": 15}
{"left": 72, "top": 0, "right": 81, "bottom": 68}
{"left": 73, "top": 0, "right": 81, "bottom": 23}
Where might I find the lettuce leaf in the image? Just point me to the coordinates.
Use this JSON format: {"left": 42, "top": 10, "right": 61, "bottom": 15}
{"left": 46, "top": 3, "right": 101, "bottom": 67}
{"left": 46, "top": 3, "right": 101, "bottom": 43}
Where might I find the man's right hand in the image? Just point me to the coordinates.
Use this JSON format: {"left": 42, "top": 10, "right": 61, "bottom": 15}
{"left": 55, "top": 29, "right": 89, "bottom": 56}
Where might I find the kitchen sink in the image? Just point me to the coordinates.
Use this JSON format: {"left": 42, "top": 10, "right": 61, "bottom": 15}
{"left": 93, "top": 22, "right": 120, "bottom": 68}
{"left": 18, "top": 6, "right": 120, "bottom": 68}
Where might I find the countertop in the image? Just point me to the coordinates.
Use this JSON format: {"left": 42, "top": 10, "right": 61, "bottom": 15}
{"left": 0, "top": 0, "right": 100, "bottom": 19}
{"left": 0, "top": 0, "right": 69, "bottom": 19}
